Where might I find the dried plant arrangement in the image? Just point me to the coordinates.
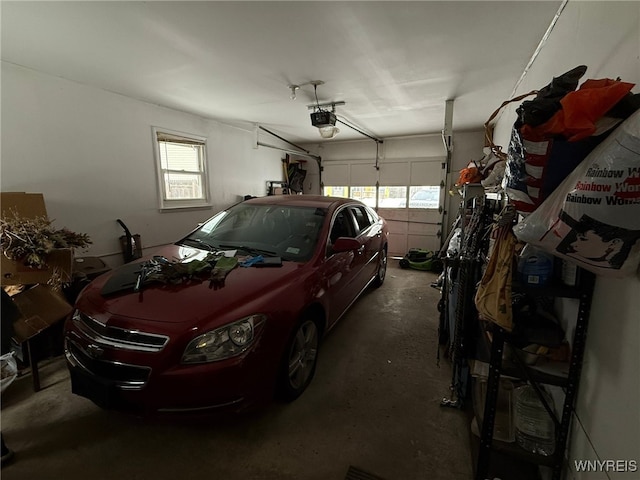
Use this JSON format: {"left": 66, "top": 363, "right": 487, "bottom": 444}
{"left": 0, "top": 210, "right": 92, "bottom": 269}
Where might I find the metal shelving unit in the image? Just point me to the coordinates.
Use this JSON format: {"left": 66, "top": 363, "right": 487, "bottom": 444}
{"left": 474, "top": 268, "right": 596, "bottom": 480}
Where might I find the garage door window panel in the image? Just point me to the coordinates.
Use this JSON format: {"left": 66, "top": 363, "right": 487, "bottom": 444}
{"left": 378, "top": 186, "right": 407, "bottom": 208}
{"left": 323, "top": 186, "right": 349, "bottom": 198}
{"left": 349, "top": 186, "right": 376, "bottom": 207}
{"left": 409, "top": 185, "right": 440, "bottom": 209}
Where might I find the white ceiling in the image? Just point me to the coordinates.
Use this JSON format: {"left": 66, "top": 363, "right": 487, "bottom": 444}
{"left": 1, "top": 1, "right": 563, "bottom": 143}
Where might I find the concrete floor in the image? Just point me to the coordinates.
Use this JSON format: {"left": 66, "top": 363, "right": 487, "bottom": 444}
{"left": 1, "top": 263, "right": 472, "bottom": 480}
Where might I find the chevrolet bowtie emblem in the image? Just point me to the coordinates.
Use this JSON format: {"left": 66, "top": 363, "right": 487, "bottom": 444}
{"left": 86, "top": 344, "right": 104, "bottom": 359}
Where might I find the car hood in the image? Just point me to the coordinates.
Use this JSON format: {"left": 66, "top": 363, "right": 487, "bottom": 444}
{"left": 79, "top": 245, "right": 307, "bottom": 324}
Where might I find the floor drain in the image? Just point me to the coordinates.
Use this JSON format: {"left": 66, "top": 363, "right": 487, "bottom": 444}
{"left": 345, "top": 466, "right": 387, "bottom": 480}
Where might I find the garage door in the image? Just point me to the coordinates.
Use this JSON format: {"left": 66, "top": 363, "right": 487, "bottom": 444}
{"left": 323, "top": 157, "right": 446, "bottom": 257}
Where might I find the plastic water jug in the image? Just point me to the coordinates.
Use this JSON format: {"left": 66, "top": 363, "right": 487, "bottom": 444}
{"left": 518, "top": 245, "right": 554, "bottom": 286}
{"left": 514, "top": 385, "right": 555, "bottom": 456}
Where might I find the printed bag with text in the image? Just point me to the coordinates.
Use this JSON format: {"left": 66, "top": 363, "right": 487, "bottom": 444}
{"left": 514, "top": 109, "right": 640, "bottom": 278}
{"left": 502, "top": 68, "right": 636, "bottom": 215}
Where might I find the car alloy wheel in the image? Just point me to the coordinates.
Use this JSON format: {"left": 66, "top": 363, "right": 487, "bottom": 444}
{"left": 374, "top": 247, "right": 387, "bottom": 287}
{"left": 279, "top": 318, "right": 319, "bottom": 401}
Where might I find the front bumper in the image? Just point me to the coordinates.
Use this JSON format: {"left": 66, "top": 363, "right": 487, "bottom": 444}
{"left": 66, "top": 359, "right": 246, "bottom": 413}
{"left": 64, "top": 325, "right": 274, "bottom": 414}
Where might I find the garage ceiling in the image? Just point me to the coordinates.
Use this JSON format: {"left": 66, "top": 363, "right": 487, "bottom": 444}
{"left": 1, "top": 1, "right": 563, "bottom": 143}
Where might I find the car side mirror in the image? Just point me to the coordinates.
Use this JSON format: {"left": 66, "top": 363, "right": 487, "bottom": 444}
{"left": 332, "top": 237, "right": 361, "bottom": 253}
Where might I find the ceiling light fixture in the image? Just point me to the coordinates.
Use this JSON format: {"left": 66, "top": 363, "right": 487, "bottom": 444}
{"left": 310, "top": 108, "right": 339, "bottom": 140}
{"left": 288, "top": 84, "right": 300, "bottom": 100}
{"left": 319, "top": 124, "right": 340, "bottom": 139}
{"left": 306, "top": 81, "right": 338, "bottom": 139}
{"left": 287, "top": 80, "right": 324, "bottom": 101}
{"left": 311, "top": 111, "right": 339, "bottom": 139}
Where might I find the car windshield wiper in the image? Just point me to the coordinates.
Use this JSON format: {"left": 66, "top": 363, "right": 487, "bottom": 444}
{"left": 218, "top": 244, "right": 277, "bottom": 257}
{"left": 179, "top": 238, "right": 217, "bottom": 252}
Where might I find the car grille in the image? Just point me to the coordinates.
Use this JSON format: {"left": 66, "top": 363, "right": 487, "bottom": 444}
{"left": 72, "top": 311, "right": 169, "bottom": 352}
{"left": 65, "top": 338, "right": 151, "bottom": 390}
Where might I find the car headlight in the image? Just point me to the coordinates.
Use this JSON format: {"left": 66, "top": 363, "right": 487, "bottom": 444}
{"left": 181, "top": 314, "right": 266, "bottom": 364}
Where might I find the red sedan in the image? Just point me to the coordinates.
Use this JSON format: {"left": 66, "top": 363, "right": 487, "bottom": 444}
{"left": 64, "top": 195, "right": 389, "bottom": 413}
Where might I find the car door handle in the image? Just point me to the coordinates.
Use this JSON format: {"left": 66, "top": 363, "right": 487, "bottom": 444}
{"left": 358, "top": 245, "right": 365, "bottom": 254}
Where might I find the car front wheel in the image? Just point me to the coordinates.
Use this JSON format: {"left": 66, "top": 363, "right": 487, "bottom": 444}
{"left": 277, "top": 318, "right": 319, "bottom": 401}
{"left": 373, "top": 246, "right": 387, "bottom": 287}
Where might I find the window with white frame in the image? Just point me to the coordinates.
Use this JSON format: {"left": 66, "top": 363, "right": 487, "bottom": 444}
{"left": 153, "top": 128, "right": 210, "bottom": 210}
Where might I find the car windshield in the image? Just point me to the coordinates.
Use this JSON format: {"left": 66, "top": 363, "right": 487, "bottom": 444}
{"left": 179, "top": 203, "right": 327, "bottom": 262}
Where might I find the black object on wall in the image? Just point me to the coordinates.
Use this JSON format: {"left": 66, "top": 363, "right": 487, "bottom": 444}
{"left": 117, "top": 219, "right": 142, "bottom": 263}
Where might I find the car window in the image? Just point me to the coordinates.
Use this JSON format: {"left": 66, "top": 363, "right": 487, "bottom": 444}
{"left": 181, "top": 203, "right": 326, "bottom": 262}
{"left": 349, "top": 206, "right": 372, "bottom": 233}
{"left": 329, "top": 209, "right": 356, "bottom": 243}
{"left": 365, "top": 206, "right": 378, "bottom": 225}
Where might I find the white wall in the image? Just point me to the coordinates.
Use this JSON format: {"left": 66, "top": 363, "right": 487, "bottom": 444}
{"left": 1, "top": 62, "right": 285, "bottom": 265}
{"left": 489, "top": 2, "right": 640, "bottom": 478}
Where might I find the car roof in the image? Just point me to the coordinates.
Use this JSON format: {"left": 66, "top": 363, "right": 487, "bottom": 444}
{"left": 244, "top": 195, "right": 359, "bottom": 210}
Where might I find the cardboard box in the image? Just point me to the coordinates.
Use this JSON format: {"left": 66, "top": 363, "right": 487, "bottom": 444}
{"left": 1, "top": 192, "right": 73, "bottom": 286}
{"left": 2, "top": 248, "right": 73, "bottom": 287}
{"left": 10, "top": 285, "right": 73, "bottom": 342}
{"left": 1, "top": 192, "right": 49, "bottom": 218}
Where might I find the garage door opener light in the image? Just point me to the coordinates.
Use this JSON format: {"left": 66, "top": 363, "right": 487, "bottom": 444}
{"left": 308, "top": 82, "right": 382, "bottom": 144}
